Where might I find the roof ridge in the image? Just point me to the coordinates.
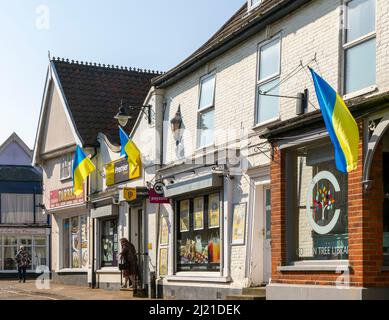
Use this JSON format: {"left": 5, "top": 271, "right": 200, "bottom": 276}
{"left": 51, "top": 56, "right": 165, "bottom": 75}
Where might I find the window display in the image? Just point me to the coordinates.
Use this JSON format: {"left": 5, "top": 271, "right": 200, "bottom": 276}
{"left": 177, "top": 194, "right": 221, "bottom": 272}
{"left": 101, "top": 218, "right": 118, "bottom": 267}
{"left": 288, "top": 142, "right": 348, "bottom": 261}
{"left": 62, "top": 215, "right": 88, "bottom": 269}
{"left": 0, "top": 235, "right": 47, "bottom": 271}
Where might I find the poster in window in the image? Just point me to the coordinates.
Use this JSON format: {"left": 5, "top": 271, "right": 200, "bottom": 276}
{"left": 232, "top": 203, "right": 247, "bottom": 245}
{"left": 208, "top": 231, "right": 221, "bottom": 264}
{"left": 81, "top": 216, "right": 88, "bottom": 268}
{"left": 193, "top": 197, "right": 204, "bottom": 230}
{"left": 160, "top": 215, "right": 169, "bottom": 245}
{"left": 159, "top": 248, "right": 168, "bottom": 277}
{"left": 180, "top": 200, "right": 190, "bottom": 232}
{"left": 208, "top": 193, "right": 220, "bottom": 228}
{"left": 71, "top": 217, "right": 80, "bottom": 268}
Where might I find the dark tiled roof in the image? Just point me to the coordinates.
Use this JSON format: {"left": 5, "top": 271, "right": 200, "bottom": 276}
{"left": 52, "top": 58, "right": 162, "bottom": 147}
{"left": 152, "top": 0, "right": 308, "bottom": 87}
{"left": 0, "top": 166, "right": 42, "bottom": 182}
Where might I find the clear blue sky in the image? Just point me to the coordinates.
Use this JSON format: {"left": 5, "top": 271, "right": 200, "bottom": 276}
{"left": 0, "top": 0, "right": 244, "bottom": 149}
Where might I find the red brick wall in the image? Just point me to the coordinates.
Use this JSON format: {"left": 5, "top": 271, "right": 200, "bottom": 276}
{"left": 270, "top": 120, "right": 389, "bottom": 287}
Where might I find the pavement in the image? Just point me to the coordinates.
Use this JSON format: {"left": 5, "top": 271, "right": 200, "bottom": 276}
{"left": 0, "top": 280, "right": 148, "bottom": 300}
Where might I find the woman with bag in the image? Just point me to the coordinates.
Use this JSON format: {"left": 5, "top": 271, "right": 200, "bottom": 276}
{"left": 119, "top": 238, "right": 138, "bottom": 289}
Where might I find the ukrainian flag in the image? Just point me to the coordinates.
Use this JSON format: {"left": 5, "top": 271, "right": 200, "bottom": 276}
{"left": 310, "top": 68, "right": 359, "bottom": 173}
{"left": 73, "top": 145, "right": 96, "bottom": 196}
{"left": 119, "top": 127, "right": 141, "bottom": 174}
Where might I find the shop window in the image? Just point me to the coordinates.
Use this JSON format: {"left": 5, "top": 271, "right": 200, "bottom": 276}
{"left": 101, "top": 218, "right": 118, "bottom": 268}
{"left": 287, "top": 142, "right": 349, "bottom": 261}
{"left": 177, "top": 193, "right": 221, "bottom": 272}
{"left": 0, "top": 235, "right": 47, "bottom": 271}
{"left": 1, "top": 193, "right": 34, "bottom": 224}
{"left": 256, "top": 35, "right": 281, "bottom": 124}
{"left": 197, "top": 73, "right": 216, "bottom": 148}
{"left": 344, "top": 0, "right": 376, "bottom": 94}
{"left": 62, "top": 216, "right": 88, "bottom": 269}
{"left": 60, "top": 153, "right": 73, "bottom": 180}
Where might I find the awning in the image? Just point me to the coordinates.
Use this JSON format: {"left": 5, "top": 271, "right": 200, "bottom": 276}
{"left": 164, "top": 173, "right": 223, "bottom": 198}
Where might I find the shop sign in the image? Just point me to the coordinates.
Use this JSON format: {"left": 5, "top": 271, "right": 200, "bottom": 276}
{"left": 50, "top": 186, "right": 84, "bottom": 209}
{"left": 0, "top": 228, "right": 47, "bottom": 236}
{"left": 149, "top": 182, "right": 169, "bottom": 204}
{"left": 123, "top": 188, "right": 137, "bottom": 202}
{"left": 105, "top": 158, "right": 141, "bottom": 187}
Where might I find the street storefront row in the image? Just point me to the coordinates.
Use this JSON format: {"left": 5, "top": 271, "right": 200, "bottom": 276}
{"left": 262, "top": 97, "right": 389, "bottom": 299}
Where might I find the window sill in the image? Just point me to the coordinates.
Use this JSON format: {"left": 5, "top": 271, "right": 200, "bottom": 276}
{"left": 166, "top": 273, "right": 231, "bottom": 283}
{"left": 252, "top": 117, "right": 281, "bottom": 131}
{"left": 58, "top": 268, "right": 88, "bottom": 274}
{"left": 60, "top": 177, "right": 72, "bottom": 183}
{"left": 195, "top": 143, "right": 215, "bottom": 153}
{"left": 277, "top": 260, "right": 350, "bottom": 272}
{"left": 343, "top": 85, "right": 378, "bottom": 101}
{"left": 96, "top": 267, "right": 120, "bottom": 274}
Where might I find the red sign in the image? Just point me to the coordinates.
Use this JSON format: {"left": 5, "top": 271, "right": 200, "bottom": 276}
{"left": 50, "top": 186, "right": 84, "bottom": 209}
{"left": 149, "top": 189, "right": 170, "bottom": 204}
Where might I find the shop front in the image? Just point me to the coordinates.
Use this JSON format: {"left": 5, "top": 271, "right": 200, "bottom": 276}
{"left": 49, "top": 185, "right": 90, "bottom": 286}
{"left": 156, "top": 157, "right": 247, "bottom": 300}
{"left": 263, "top": 100, "right": 389, "bottom": 300}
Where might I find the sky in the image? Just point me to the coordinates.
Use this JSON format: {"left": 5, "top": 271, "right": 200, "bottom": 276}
{"left": 0, "top": 0, "right": 244, "bottom": 149}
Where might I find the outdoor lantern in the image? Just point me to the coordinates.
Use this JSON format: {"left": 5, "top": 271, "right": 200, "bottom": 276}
{"left": 114, "top": 101, "right": 132, "bottom": 127}
{"left": 170, "top": 105, "right": 182, "bottom": 133}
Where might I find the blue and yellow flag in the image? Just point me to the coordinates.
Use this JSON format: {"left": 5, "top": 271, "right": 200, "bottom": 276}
{"left": 310, "top": 68, "right": 359, "bottom": 173}
{"left": 119, "top": 127, "right": 141, "bottom": 172}
{"left": 73, "top": 145, "right": 96, "bottom": 196}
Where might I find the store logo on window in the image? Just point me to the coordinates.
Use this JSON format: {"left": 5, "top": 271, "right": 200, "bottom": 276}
{"left": 306, "top": 171, "right": 341, "bottom": 235}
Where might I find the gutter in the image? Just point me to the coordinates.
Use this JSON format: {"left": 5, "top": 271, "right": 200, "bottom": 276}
{"left": 152, "top": 0, "right": 312, "bottom": 89}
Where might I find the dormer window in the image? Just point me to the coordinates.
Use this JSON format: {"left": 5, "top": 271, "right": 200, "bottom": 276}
{"left": 248, "top": 0, "right": 262, "bottom": 11}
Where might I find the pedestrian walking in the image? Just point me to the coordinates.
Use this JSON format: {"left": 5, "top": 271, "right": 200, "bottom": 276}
{"left": 15, "top": 246, "right": 31, "bottom": 283}
{"left": 119, "top": 238, "right": 139, "bottom": 290}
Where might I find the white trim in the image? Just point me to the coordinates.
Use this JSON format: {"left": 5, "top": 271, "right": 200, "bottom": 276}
{"left": 248, "top": 0, "right": 262, "bottom": 12}
{"left": 252, "top": 116, "right": 281, "bottom": 130}
{"left": 33, "top": 62, "right": 83, "bottom": 165}
{"left": 343, "top": 85, "right": 378, "bottom": 101}
{"left": 343, "top": 31, "right": 376, "bottom": 50}
{"left": 58, "top": 268, "right": 88, "bottom": 273}
{"left": 166, "top": 275, "right": 231, "bottom": 283}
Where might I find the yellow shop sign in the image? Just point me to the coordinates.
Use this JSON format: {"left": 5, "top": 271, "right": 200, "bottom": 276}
{"left": 105, "top": 158, "right": 141, "bottom": 187}
{"left": 123, "top": 188, "right": 137, "bottom": 202}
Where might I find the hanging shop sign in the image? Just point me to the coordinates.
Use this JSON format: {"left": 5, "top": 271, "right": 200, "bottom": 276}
{"left": 50, "top": 186, "right": 84, "bottom": 209}
{"left": 149, "top": 182, "right": 170, "bottom": 204}
{"left": 105, "top": 158, "right": 141, "bottom": 187}
{"left": 123, "top": 187, "right": 137, "bottom": 202}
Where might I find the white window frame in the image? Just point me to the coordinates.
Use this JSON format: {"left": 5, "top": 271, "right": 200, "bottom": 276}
{"left": 342, "top": 0, "right": 377, "bottom": 97}
{"left": 255, "top": 34, "right": 282, "bottom": 126}
{"left": 197, "top": 72, "right": 216, "bottom": 149}
{"left": 60, "top": 153, "right": 73, "bottom": 181}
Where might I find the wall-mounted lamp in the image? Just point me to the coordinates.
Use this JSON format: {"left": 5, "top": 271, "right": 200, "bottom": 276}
{"left": 35, "top": 203, "right": 47, "bottom": 215}
{"left": 114, "top": 100, "right": 152, "bottom": 126}
{"left": 170, "top": 105, "right": 183, "bottom": 146}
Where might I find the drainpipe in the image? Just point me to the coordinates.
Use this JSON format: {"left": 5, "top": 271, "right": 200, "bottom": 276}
{"left": 90, "top": 147, "right": 98, "bottom": 289}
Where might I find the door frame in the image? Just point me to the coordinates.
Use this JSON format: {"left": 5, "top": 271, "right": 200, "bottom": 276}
{"left": 246, "top": 168, "right": 270, "bottom": 287}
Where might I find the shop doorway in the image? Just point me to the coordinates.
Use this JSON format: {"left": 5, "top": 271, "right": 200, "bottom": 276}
{"left": 129, "top": 207, "right": 144, "bottom": 288}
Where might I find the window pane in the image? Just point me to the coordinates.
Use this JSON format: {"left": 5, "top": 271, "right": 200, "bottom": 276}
{"left": 4, "top": 236, "right": 17, "bottom": 246}
{"left": 1, "top": 194, "right": 34, "bottom": 224}
{"left": 256, "top": 79, "right": 280, "bottom": 124}
{"left": 259, "top": 38, "right": 281, "bottom": 80}
{"left": 71, "top": 217, "right": 80, "bottom": 268}
{"left": 33, "top": 247, "right": 47, "bottom": 270}
{"left": 294, "top": 143, "right": 348, "bottom": 261}
{"left": 265, "top": 188, "right": 271, "bottom": 240}
{"left": 199, "top": 75, "right": 216, "bottom": 109}
{"left": 101, "top": 219, "right": 118, "bottom": 267}
{"left": 20, "top": 237, "right": 32, "bottom": 246}
{"left": 4, "top": 246, "right": 17, "bottom": 270}
{"left": 63, "top": 219, "right": 70, "bottom": 269}
{"left": 81, "top": 216, "right": 88, "bottom": 268}
{"left": 34, "top": 237, "right": 46, "bottom": 246}
{"left": 198, "top": 108, "right": 215, "bottom": 147}
{"left": 345, "top": 38, "right": 376, "bottom": 94}
{"left": 347, "top": 0, "right": 375, "bottom": 43}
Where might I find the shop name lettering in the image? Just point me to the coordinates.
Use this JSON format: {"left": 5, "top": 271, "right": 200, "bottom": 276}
{"left": 115, "top": 163, "right": 128, "bottom": 174}
{"left": 149, "top": 304, "right": 241, "bottom": 318}
{"left": 299, "top": 246, "right": 349, "bottom": 256}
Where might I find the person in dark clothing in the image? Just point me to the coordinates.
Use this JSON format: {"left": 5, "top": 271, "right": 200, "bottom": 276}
{"left": 119, "top": 238, "right": 139, "bottom": 289}
{"left": 15, "top": 246, "right": 31, "bottom": 283}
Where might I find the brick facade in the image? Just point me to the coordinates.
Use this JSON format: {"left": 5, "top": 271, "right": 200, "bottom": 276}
{"left": 270, "top": 119, "right": 389, "bottom": 288}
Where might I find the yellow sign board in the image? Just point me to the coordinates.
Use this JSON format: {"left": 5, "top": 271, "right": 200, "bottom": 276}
{"left": 123, "top": 188, "right": 137, "bottom": 202}
{"left": 105, "top": 158, "right": 141, "bottom": 187}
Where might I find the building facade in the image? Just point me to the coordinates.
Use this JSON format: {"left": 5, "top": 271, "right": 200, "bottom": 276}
{"left": 33, "top": 58, "right": 159, "bottom": 288}
{"left": 0, "top": 133, "right": 49, "bottom": 276}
